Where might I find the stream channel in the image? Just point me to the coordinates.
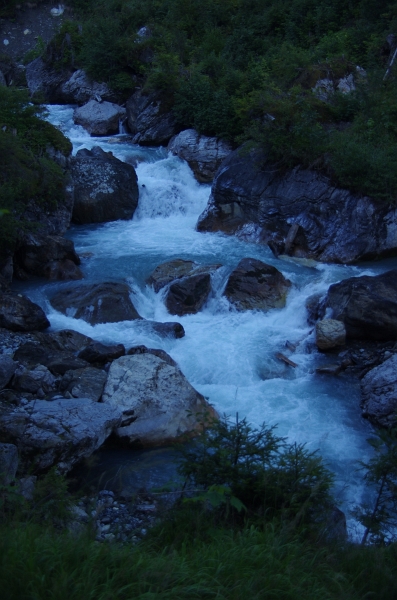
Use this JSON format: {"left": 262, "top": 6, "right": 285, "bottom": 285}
{"left": 15, "top": 104, "right": 397, "bottom": 534}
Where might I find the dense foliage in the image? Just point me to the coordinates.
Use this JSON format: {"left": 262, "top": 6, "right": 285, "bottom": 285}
{"left": 63, "top": 0, "right": 397, "bottom": 201}
{"left": 0, "top": 86, "right": 71, "bottom": 253}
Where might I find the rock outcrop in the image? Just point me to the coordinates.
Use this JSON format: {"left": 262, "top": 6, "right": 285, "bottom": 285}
{"left": 168, "top": 129, "right": 232, "bottom": 182}
{"left": 14, "top": 233, "right": 82, "bottom": 281}
{"left": 197, "top": 148, "right": 397, "bottom": 264}
{"left": 60, "top": 70, "right": 115, "bottom": 105}
{"left": 0, "top": 399, "right": 121, "bottom": 473}
{"left": 126, "top": 90, "right": 179, "bottom": 145}
{"left": 361, "top": 355, "right": 397, "bottom": 427}
{"left": 25, "top": 57, "right": 69, "bottom": 102}
{"left": 50, "top": 282, "right": 141, "bottom": 325}
{"left": 0, "top": 293, "right": 50, "bottom": 332}
{"left": 73, "top": 100, "right": 126, "bottom": 136}
{"left": 223, "top": 258, "right": 291, "bottom": 311}
{"left": 326, "top": 270, "right": 397, "bottom": 341}
{"left": 70, "top": 146, "right": 139, "bottom": 224}
{"left": 102, "top": 353, "right": 216, "bottom": 446}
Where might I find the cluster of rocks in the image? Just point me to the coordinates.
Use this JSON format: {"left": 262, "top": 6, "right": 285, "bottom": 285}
{"left": 303, "top": 269, "right": 397, "bottom": 429}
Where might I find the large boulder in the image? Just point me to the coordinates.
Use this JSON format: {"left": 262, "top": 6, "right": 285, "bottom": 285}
{"left": 25, "top": 57, "right": 69, "bottom": 102}
{"left": 126, "top": 90, "right": 179, "bottom": 146}
{"left": 73, "top": 100, "right": 126, "bottom": 136}
{"left": 147, "top": 259, "right": 199, "bottom": 292}
{"left": 315, "top": 319, "right": 346, "bottom": 350}
{"left": 0, "top": 293, "right": 50, "bottom": 332}
{"left": 197, "top": 148, "right": 397, "bottom": 264}
{"left": 49, "top": 282, "right": 141, "bottom": 325}
{"left": 361, "top": 355, "right": 397, "bottom": 427}
{"left": 102, "top": 353, "right": 217, "bottom": 446}
{"left": 59, "top": 367, "right": 107, "bottom": 402}
{"left": 13, "top": 342, "right": 89, "bottom": 376}
{"left": 70, "top": 146, "right": 139, "bottom": 224}
{"left": 0, "top": 355, "right": 17, "bottom": 389}
{"left": 60, "top": 70, "right": 115, "bottom": 105}
{"left": 326, "top": 270, "right": 397, "bottom": 341}
{"left": 0, "top": 399, "right": 121, "bottom": 473}
{"left": 223, "top": 258, "right": 291, "bottom": 311}
{"left": 166, "top": 273, "right": 212, "bottom": 316}
{"left": 168, "top": 129, "right": 232, "bottom": 182}
{"left": 14, "top": 233, "right": 82, "bottom": 281}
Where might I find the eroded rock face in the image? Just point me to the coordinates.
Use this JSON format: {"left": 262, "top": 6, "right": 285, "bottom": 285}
{"left": 0, "top": 293, "right": 50, "bottom": 332}
{"left": 60, "top": 70, "right": 115, "bottom": 105}
{"left": 0, "top": 399, "right": 121, "bottom": 473}
{"left": 126, "top": 90, "right": 179, "bottom": 146}
{"left": 315, "top": 319, "right": 346, "bottom": 350}
{"left": 15, "top": 233, "right": 82, "bottom": 281}
{"left": 50, "top": 282, "right": 141, "bottom": 325}
{"left": 197, "top": 148, "right": 397, "bottom": 264}
{"left": 102, "top": 353, "right": 216, "bottom": 446}
{"left": 223, "top": 258, "right": 291, "bottom": 311}
{"left": 73, "top": 100, "right": 126, "bottom": 136}
{"left": 361, "top": 355, "right": 397, "bottom": 427}
{"left": 70, "top": 146, "right": 139, "bottom": 224}
{"left": 168, "top": 129, "right": 232, "bottom": 182}
{"left": 326, "top": 270, "right": 397, "bottom": 341}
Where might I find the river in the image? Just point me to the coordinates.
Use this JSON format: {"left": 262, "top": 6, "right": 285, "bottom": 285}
{"left": 15, "top": 104, "right": 397, "bottom": 533}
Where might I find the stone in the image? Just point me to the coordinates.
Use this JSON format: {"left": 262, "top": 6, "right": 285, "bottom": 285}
{"left": 0, "top": 442, "right": 18, "bottom": 485}
{"left": 34, "top": 329, "right": 94, "bottom": 353}
{"left": 14, "top": 233, "right": 82, "bottom": 280}
{"left": 127, "top": 345, "right": 177, "bottom": 366}
{"left": 361, "top": 355, "right": 397, "bottom": 427}
{"left": 326, "top": 270, "right": 397, "bottom": 341}
{"left": 126, "top": 90, "right": 179, "bottom": 146}
{"left": 25, "top": 57, "right": 68, "bottom": 103}
{"left": 306, "top": 293, "right": 326, "bottom": 325}
{"left": 197, "top": 148, "right": 397, "bottom": 264}
{"left": 166, "top": 273, "right": 212, "bottom": 316}
{"left": 168, "top": 129, "right": 232, "bottom": 182}
{"left": 60, "top": 70, "right": 115, "bottom": 105}
{"left": 50, "top": 282, "right": 141, "bottom": 325}
{"left": 0, "top": 355, "right": 17, "bottom": 389}
{"left": 0, "top": 399, "right": 122, "bottom": 473}
{"left": 73, "top": 100, "right": 126, "bottom": 136}
{"left": 315, "top": 319, "right": 346, "bottom": 350}
{"left": 144, "top": 321, "right": 185, "bottom": 339}
{"left": 0, "top": 293, "right": 50, "bottom": 332}
{"left": 11, "top": 364, "right": 56, "bottom": 394}
{"left": 13, "top": 342, "right": 89, "bottom": 375}
{"left": 59, "top": 367, "right": 107, "bottom": 402}
{"left": 70, "top": 146, "right": 139, "bottom": 224}
{"left": 223, "top": 258, "right": 291, "bottom": 311}
{"left": 147, "top": 259, "right": 197, "bottom": 292}
{"left": 78, "top": 342, "right": 125, "bottom": 364}
{"left": 102, "top": 354, "right": 217, "bottom": 446}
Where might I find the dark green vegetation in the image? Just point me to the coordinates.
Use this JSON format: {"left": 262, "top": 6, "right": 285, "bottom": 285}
{"left": 0, "top": 86, "right": 71, "bottom": 253}
{"left": 1, "top": 418, "right": 397, "bottom": 599}
{"left": 62, "top": 0, "right": 397, "bottom": 201}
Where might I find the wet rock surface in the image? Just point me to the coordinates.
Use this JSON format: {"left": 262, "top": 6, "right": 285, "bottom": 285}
{"left": 0, "top": 293, "right": 50, "bottom": 332}
{"left": 166, "top": 272, "right": 212, "bottom": 316}
{"left": 50, "top": 282, "right": 141, "bottom": 324}
{"left": 70, "top": 146, "right": 139, "bottom": 224}
{"left": 223, "top": 258, "right": 291, "bottom": 311}
{"left": 168, "top": 129, "right": 232, "bottom": 183}
{"left": 197, "top": 148, "right": 397, "bottom": 263}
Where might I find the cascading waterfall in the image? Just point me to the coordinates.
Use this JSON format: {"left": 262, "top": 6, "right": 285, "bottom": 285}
{"left": 19, "top": 104, "right": 397, "bottom": 534}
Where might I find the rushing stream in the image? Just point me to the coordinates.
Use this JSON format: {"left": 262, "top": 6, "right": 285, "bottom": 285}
{"left": 16, "top": 105, "right": 397, "bottom": 534}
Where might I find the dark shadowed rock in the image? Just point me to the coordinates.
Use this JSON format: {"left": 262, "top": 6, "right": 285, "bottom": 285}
{"left": 361, "top": 355, "right": 397, "bottom": 427}
{"left": 126, "top": 90, "right": 179, "bottom": 146}
{"left": 0, "top": 293, "right": 50, "bottom": 332}
{"left": 305, "top": 293, "right": 326, "bottom": 325}
{"left": 15, "top": 233, "right": 82, "bottom": 281}
{"left": 127, "top": 345, "right": 177, "bottom": 366}
{"left": 33, "top": 329, "right": 94, "bottom": 353}
{"left": 223, "top": 258, "right": 291, "bottom": 311}
{"left": 102, "top": 354, "right": 217, "bottom": 446}
{"left": 197, "top": 148, "right": 397, "bottom": 264}
{"left": 59, "top": 367, "right": 107, "bottom": 402}
{"left": 73, "top": 100, "right": 126, "bottom": 136}
{"left": 0, "top": 399, "right": 121, "bottom": 474}
{"left": 11, "top": 364, "right": 56, "bottom": 395}
{"left": 146, "top": 321, "right": 185, "bottom": 338}
{"left": 166, "top": 273, "right": 212, "bottom": 316}
{"left": 25, "top": 57, "right": 69, "bottom": 103}
{"left": 168, "top": 129, "right": 232, "bottom": 182}
{"left": 0, "top": 356, "right": 17, "bottom": 389}
{"left": 70, "top": 146, "right": 139, "bottom": 224}
{"left": 50, "top": 282, "right": 141, "bottom": 325}
{"left": 78, "top": 342, "right": 125, "bottom": 364}
{"left": 60, "top": 70, "right": 115, "bottom": 105}
{"left": 13, "top": 342, "right": 89, "bottom": 375}
{"left": 147, "top": 259, "right": 197, "bottom": 292}
{"left": 326, "top": 270, "right": 397, "bottom": 340}
{"left": 0, "top": 443, "right": 18, "bottom": 485}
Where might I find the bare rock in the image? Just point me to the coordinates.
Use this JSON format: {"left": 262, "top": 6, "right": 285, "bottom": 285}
{"left": 0, "top": 355, "right": 18, "bottom": 389}
{"left": 73, "top": 100, "right": 126, "bottom": 136}
{"left": 15, "top": 233, "right": 82, "bottom": 281}
{"left": 361, "top": 355, "right": 397, "bottom": 427}
{"left": 315, "top": 319, "right": 346, "bottom": 350}
{"left": 60, "top": 70, "right": 115, "bottom": 105}
{"left": 126, "top": 90, "right": 179, "bottom": 146}
{"left": 11, "top": 364, "right": 56, "bottom": 395}
{"left": 223, "top": 258, "right": 291, "bottom": 311}
{"left": 102, "top": 354, "right": 217, "bottom": 446}
{"left": 78, "top": 342, "right": 125, "bottom": 364}
{"left": 166, "top": 273, "right": 212, "bottom": 316}
{"left": 59, "top": 367, "right": 107, "bottom": 402}
{"left": 0, "top": 293, "right": 50, "bottom": 332}
{"left": 0, "top": 442, "right": 18, "bottom": 485}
